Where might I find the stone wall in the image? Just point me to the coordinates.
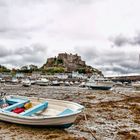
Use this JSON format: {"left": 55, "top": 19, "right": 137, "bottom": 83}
{"left": 58, "top": 53, "right": 86, "bottom": 67}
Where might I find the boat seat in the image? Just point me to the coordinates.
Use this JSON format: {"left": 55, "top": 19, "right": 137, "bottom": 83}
{"left": 20, "top": 101, "right": 48, "bottom": 116}
{"left": 4, "top": 100, "right": 29, "bottom": 112}
{"left": 58, "top": 108, "right": 73, "bottom": 116}
{"left": 6, "top": 97, "right": 29, "bottom": 105}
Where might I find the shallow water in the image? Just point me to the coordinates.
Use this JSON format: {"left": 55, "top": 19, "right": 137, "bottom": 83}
{"left": 0, "top": 84, "right": 140, "bottom": 140}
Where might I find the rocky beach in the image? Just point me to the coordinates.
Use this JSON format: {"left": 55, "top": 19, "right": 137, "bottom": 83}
{"left": 0, "top": 83, "right": 139, "bottom": 140}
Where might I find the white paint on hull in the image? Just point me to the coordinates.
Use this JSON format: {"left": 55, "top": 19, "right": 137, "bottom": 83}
{"left": 0, "top": 96, "right": 84, "bottom": 126}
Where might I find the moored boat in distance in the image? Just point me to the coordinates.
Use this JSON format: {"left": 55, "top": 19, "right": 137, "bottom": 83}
{"left": 36, "top": 78, "right": 49, "bottom": 86}
{"left": 51, "top": 80, "right": 60, "bottom": 86}
{"left": 64, "top": 81, "right": 70, "bottom": 86}
{"left": 0, "top": 78, "right": 5, "bottom": 83}
{"left": 85, "top": 74, "right": 114, "bottom": 90}
{"left": 79, "top": 82, "right": 86, "bottom": 87}
{"left": 0, "top": 94, "right": 84, "bottom": 127}
{"left": 22, "top": 79, "right": 31, "bottom": 87}
{"left": 11, "top": 78, "right": 19, "bottom": 85}
{"left": 132, "top": 81, "right": 140, "bottom": 90}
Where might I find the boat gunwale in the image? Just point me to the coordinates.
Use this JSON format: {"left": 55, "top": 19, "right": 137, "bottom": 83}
{"left": 0, "top": 109, "right": 82, "bottom": 120}
{"left": 0, "top": 96, "right": 84, "bottom": 120}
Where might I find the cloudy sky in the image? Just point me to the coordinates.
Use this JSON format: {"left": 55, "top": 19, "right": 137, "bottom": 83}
{"left": 0, "top": 0, "right": 140, "bottom": 76}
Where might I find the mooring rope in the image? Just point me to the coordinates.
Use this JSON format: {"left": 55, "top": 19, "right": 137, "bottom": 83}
{"left": 83, "top": 110, "right": 98, "bottom": 140}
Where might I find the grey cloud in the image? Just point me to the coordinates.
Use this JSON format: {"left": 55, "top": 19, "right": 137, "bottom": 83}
{"left": 74, "top": 46, "right": 98, "bottom": 61}
{"left": 0, "top": 0, "right": 48, "bottom": 40}
{"left": 0, "top": 0, "right": 105, "bottom": 41}
{"left": 74, "top": 46, "right": 140, "bottom": 75}
{"left": 110, "top": 35, "right": 129, "bottom": 46}
{"left": 132, "top": 33, "right": 140, "bottom": 45}
{"left": 0, "top": 46, "right": 11, "bottom": 57}
{"left": 0, "top": 1, "right": 8, "bottom": 7}
{"left": 103, "top": 66, "right": 127, "bottom": 75}
{"left": 111, "top": 33, "right": 140, "bottom": 47}
{"left": 0, "top": 44, "right": 47, "bottom": 68}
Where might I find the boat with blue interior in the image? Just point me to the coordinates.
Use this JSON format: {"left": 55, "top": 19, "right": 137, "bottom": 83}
{"left": 0, "top": 92, "right": 84, "bottom": 128}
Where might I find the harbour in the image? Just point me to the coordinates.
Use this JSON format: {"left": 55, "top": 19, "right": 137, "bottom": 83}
{"left": 0, "top": 83, "right": 140, "bottom": 140}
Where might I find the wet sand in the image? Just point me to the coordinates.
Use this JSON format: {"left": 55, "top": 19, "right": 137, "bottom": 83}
{"left": 0, "top": 84, "right": 140, "bottom": 140}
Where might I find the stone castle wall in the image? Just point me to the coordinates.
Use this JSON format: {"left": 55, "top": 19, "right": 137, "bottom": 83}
{"left": 43, "top": 53, "right": 88, "bottom": 72}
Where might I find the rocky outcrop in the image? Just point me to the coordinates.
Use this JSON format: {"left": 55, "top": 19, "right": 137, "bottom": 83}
{"left": 42, "top": 53, "right": 102, "bottom": 74}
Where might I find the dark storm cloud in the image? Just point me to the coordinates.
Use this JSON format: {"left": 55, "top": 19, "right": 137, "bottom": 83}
{"left": 111, "top": 33, "right": 140, "bottom": 47}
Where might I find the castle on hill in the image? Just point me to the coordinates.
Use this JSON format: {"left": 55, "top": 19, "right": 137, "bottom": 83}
{"left": 42, "top": 53, "right": 101, "bottom": 74}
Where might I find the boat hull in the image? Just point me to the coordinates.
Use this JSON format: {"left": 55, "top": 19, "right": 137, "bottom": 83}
{"left": 36, "top": 82, "right": 49, "bottom": 86}
{"left": 0, "top": 96, "right": 83, "bottom": 128}
{"left": 0, "top": 112, "right": 77, "bottom": 127}
{"left": 89, "top": 86, "right": 112, "bottom": 90}
{"left": 22, "top": 84, "right": 31, "bottom": 87}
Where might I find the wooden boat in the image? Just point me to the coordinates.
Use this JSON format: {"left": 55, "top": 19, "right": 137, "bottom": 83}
{"left": 0, "top": 95, "right": 84, "bottom": 128}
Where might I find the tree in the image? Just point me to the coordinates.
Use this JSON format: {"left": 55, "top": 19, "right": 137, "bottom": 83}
{"left": 29, "top": 64, "right": 38, "bottom": 70}
{"left": 21, "top": 66, "right": 28, "bottom": 71}
{"left": 0, "top": 65, "right": 10, "bottom": 73}
{"left": 77, "top": 68, "right": 86, "bottom": 74}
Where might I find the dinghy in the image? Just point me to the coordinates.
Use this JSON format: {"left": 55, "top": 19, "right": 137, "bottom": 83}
{"left": 36, "top": 78, "right": 49, "bottom": 86}
{"left": 22, "top": 79, "right": 31, "bottom": 87}
{"left": 0, "top": 94, "right": 84, "bottom": 128}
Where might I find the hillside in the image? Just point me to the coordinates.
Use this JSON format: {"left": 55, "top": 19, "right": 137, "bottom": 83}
{"left": 42, "top": 53, "right": 102, "bottom": 74}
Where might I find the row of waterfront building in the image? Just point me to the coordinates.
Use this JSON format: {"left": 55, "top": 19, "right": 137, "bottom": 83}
{"left": 0, "top": 71, "right": 90, "bottom": 83}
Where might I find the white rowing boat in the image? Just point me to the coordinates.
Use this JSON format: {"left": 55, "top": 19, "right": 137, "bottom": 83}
{"left": 0, "top": 95, "right": 84, "bottom": 128}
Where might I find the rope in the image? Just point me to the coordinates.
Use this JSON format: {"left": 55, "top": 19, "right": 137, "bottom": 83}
{"left": 83, "top": 111, "right": 98, "bottom": 140}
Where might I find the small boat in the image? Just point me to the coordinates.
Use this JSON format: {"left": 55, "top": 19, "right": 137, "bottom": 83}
{"left": 132, "top": 81, "right": 140, "bottom": 90}
{"left": 36, "top": 78, "right": 49, "bottom": 86}
{"left": 74, "top": 81, "right": 79, "bottom": 85}
{"left": 0, "top": 78, "right": 5, "bottom": 83}
{"left": 30, "top": 80, "right": 36, "bottom": 85}
{"left": 79, "top": 82, "right": 86, "bottom": 87}
{"left": 70, "top": 81, "right": 74, "bottom": 85}
{"left": 64, "top": 81, "right": 70, "bottom": 86}
{"left": 85, "top": 75, "right": 113, "bottom": 90}
{"left": 11, "top": 78, "right": 19, "bottom": 85}
{"left": 0, "top": 94, "right": 84, "bottom": 127}
{"left": 22, "top": 79, "right": 31, "bottom": 87}
{"left": 86, "top": 83, "right": 112, "bottom": 90}
{"left": 51, "top": 80, "right": 60, "bottom": 86}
